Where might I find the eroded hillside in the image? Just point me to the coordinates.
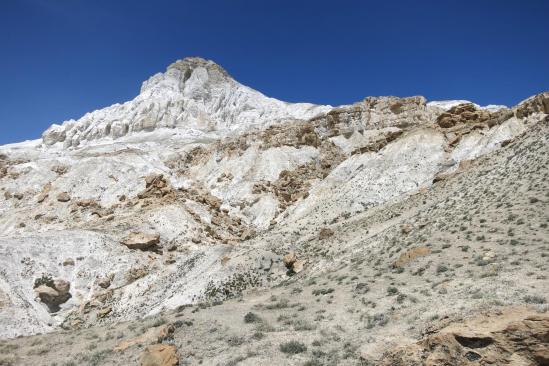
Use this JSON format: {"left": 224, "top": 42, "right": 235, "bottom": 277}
{"left": 0, "top": 58, "right": 547, "bottom": 365}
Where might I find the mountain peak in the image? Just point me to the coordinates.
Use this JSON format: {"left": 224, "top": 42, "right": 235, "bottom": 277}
{"left": 167, "top": 57, "right": 230, "bottom": 77}
{"left": 41, "top": 57, "right": 330, "bottom": 148}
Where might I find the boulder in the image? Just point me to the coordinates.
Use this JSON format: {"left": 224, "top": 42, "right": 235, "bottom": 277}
{"left": 121, "top": 232, "right": 160, "bottom": 250}
{"left": 283, "top": 252, "right": 297, "bottom": 268}
{"left": 140, "top": 344, "right": 179, "bottom": 366}
{"left": 34, "top": 285, "right": 60, "bottom": 302}
{"left": 292, "top": 259, "right": 305, "bottom": 274}
{"left": 379, "top": 307, "right": 549, "bottom": 366}
{"left": 57, "top": 192, "right": 71, "bottom": 202}
{"left": 283, "top": 252, "right": 305, "bottom": 274}
{"left": 34, "top": 279, "right": 71, "bottom": 311}
{"left": 37, "top": 183, "right": 51, "bottom": 203}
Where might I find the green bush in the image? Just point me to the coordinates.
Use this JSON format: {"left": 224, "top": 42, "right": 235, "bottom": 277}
{"left": 33, "top": 274, "right": 54, "bottom": 289}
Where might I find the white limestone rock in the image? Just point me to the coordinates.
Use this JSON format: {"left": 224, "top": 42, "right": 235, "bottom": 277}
{"left": 41, "top": 57, "right": 331, "bottom": 148}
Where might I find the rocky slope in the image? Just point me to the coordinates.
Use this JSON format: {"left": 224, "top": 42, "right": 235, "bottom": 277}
{"left": 0, "top": 57, "right": 547, "bottom": 365}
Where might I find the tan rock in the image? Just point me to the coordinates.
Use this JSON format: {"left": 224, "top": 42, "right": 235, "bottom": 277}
{"left": 76, "top": 199, "right": 98, "bottom": 207}
{"left": 121, "top": 232, "right": 160, "bottom": 250}
{"left": 34, "top": 285, "right": 59, "bottom": 300}
{"left": 70, "top": 318, "right": 83, "bottom": 329}
{"left": 34, "top": 281, "right": 71, "bottom": 310}
{"left": 515, "top": 92, "right": 549, "bottom": 118}
{"left": 393, "top": 246, "right": 430, "bottom": 268}
{"left": 139, "top": 174, "right": 175, "bottom": 200}
{"left": 380, "top": 307, "right": 549, "bottom": 366}
{"left": 140, "top": 344, "right": 179, "bottom": 366}
{"left": 57, "top": 192, "right": 71, "bottom": 202}
{"left": 283, "top": 252, "right": 297, "bottom": 268}
{"left": 292, "top": 259, "right": 305, "bottom": 274}
{"left": 37, "top": 183, "right": 51, "bottom": 203}
{"left": 115, "top": 324, "right": 176, "bottom": 352}
{"left": 203, "top": 193, "right": 221, "bottom": 210}
{"left": 62, "top": 258, "right": 75, "bottom": 266}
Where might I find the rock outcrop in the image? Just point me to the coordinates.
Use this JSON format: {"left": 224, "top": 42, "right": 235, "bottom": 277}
{"left": 516, "top": 92, "right": 549, "bottom": 118}
{"left": 121, "top": 232, "right": 161, "bottom": 250}
{"left": 140, "top": 344, "right": 179, "bottom": 366}
{"left": 34, "top": 278, "right": 71, "bottom": 312}
{"left": 114, "top": 323, "right": 176, "bottom": 352}
{"left": 379, "top": 307, "right": 549, "bottom": 366}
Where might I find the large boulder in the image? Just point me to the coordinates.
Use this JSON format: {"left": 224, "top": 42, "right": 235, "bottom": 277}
{"left": 140, "top": 344, "right": 179, "bottom": 366}
{"left": 283, "top": 252, "right": 297, "bottom": 268}
{"left": 282, "top": 252, "right": 305, "bottom": 274}
{"left": 378, "top": 307, "right": 549, "bottom": 366}
{"left": 515, "top": 92, "right": 549, "bottom": 118}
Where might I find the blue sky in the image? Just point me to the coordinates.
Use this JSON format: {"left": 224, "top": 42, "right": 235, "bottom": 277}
{"left": 1, "top": 0, "right": 548, "bottom": 144}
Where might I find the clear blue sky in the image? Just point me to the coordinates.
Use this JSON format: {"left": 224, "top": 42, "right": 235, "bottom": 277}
{"left": 1, "top": 0, "right": 548, "bottom": 145}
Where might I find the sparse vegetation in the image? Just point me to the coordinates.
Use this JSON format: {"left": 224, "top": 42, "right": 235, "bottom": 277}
{"left": 280, "top": 340, "right": 307, "bottom": 355}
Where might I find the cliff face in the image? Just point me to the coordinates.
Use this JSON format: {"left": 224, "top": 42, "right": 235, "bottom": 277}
{"left": 0, "top": 57, "right": 547, "bottom": 366}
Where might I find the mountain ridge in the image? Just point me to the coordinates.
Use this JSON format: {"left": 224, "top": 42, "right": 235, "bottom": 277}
{"left": 0, "top": 57, "right": 547, "bottom": 366}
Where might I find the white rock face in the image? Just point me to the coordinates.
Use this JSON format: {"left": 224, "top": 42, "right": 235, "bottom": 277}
{"left": 428, "top": 100, "right": 507, "bottom": 112}
{"left": 42, "top": 57, "right": 331, "bottom": 148}
{"left": 285, "top": 129, "right": 446, "bottom": 225}
{"left": 1, "top": 57, "right": 546, "bottom": 338}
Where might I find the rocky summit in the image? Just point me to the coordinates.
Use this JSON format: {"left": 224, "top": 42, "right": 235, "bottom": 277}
{"left": 0, "top": 57, "right": 547, "bottom": 365}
